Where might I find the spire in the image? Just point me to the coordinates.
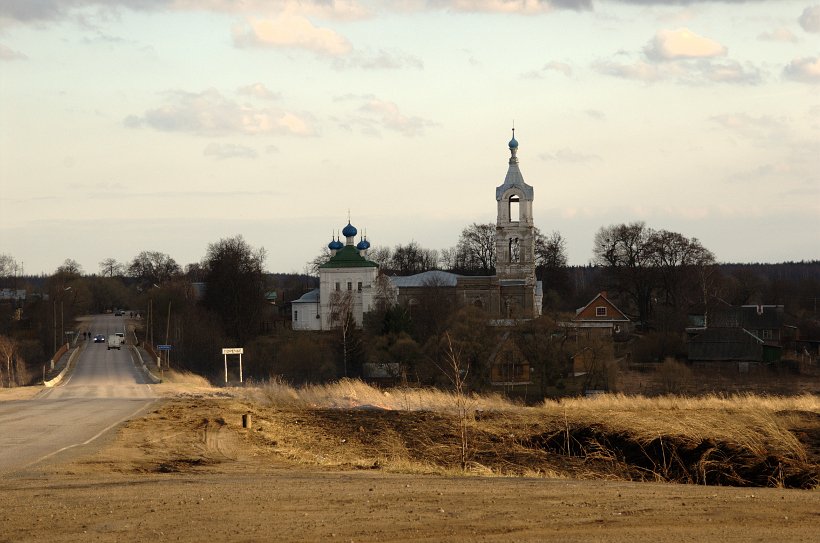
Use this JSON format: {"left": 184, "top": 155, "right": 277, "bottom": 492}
{"left": 508, "top": 126, "right": 519, "bottom": 164}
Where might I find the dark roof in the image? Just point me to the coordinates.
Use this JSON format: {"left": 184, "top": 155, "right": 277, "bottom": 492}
{"left": 709, "top": 305, "right": 783, "bottom": 329}
{"left": 319, "top": 245, "right": 378, "bottom": 269}
{"left": 688, "top": 328, "right": 764, "bottom": 362}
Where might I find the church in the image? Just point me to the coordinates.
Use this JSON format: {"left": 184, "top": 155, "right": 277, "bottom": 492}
{"left": 291, "top": 131, "right": 542, "bottom": 331}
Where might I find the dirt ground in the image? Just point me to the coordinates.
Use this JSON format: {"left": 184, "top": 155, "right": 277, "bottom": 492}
{"left": 2, "top": 385, "right": 820, "bottom": 542}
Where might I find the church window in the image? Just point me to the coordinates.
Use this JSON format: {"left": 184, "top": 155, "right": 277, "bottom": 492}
{"left": 335, "top": 282, "right": 340, "bottom": 291}
{"left": 509, "top": 238, "right": 520, "bottom": 263}
{"left": 509, "top": 195, "right": 520, "bottom": 223}
{"left": 347, "top": 281, "right": 352, "bottom": 291}
{"left": 294, "top": 310, "right": 298, "bottom": 322}
{"left": 357, "top": 281, "right": 362, "bottom": 292}
{"left": 596, "top": 307, "right": 607, "bottom": 317}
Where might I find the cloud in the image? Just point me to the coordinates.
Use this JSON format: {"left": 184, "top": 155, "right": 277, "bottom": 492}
{"left": 586, "top": 109, "right": 605, "bottom": 120}
{"left": 237, "top": 83, "right": 281, "bottom": 100}
{"left": 539, "top": 148, "right": 601, "bottom": 163}
{"left": 403, "top": 0, "right": 591, "bottom": 15}
{"left": 203, "top": 142, "right": 258, "bottom": 159}
{"left": 757, "top": 28, "right": 798, "bottom": 42}
{"left": 0, "top": 44, "right": 27, "bottom": 60}
{"left": 0, "top": 0, "right": 372, "bottom": 26}
{"left": 332, "top": 49, "right": 424, "bottom": 70}
{"left": 520, "top": 60, "right": 572, "bottom": 79}
{"left": 799, "top": 5, "right": 820, "bottom": 33}
{"left": 644, "top": 28, "right": 727, "bottom": 60}
{"left": 232, "top": 15, "right": 352, "bottom": 56}
{"left": 591, "top": 60, "right": 662, "bottom": 82}
{"left": 544, "top": 61, "right": 572, "bottom": 76}
{"left": 710, "top": 113, "right": 787, "bottom": 141}
{"left": 593, "top": 27, "right": 760, "bottom": 86}
{"left": 358, "top": 99, "right": 437, "bottom": 136}
{"left": 126, "top": 88, "right": 316, "bottom": 136}
{"left": 336, "top": 96, "right": 436, "bottom": 136}
{"left": 783, "top": 55, "right": 820, "bottom": 83}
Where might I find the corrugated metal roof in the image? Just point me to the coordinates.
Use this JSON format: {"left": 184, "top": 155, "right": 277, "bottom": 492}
{"left": 389, "top": 270, "right": 461, "bottom": 288}
{"left": 688, "top": 327, "right": 764, "bottom": 362}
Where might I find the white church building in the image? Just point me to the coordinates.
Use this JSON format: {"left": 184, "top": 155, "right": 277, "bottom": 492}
{"left": 292, "top": 131, "right": 542, "bottom": 331}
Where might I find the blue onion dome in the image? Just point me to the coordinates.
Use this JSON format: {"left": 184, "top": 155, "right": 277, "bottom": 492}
{"left": 509, "top": 135, "right": 518, "bottom": 148}
{"left": 328, "top": 237, "right": 343, "bottom": 250}
{"left": 342, "top": 221, "right": 357, "bottom": 238}
{"left": 363, "top": 238, "right": 371, "bottom": 249}
{"left": 356, "top": 239, "right": 368, "bottom": 250}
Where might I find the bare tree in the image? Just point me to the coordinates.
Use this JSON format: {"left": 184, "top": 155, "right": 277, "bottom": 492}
{"left": 456, "top": 222, "right": 495, "bottom": 275}
{"left": 328, "top": 289, "right": 360, "bottom": 377}
{"left": 593, "top": 222, "right": 657, "bottom": 328}
{"left": 368, "top": 245, "right": 392, "bottom": 270}
{"left": 98, "top": 258, "right": 124, "bottom": 278}
{"left": 0, "top": 335, "right": 24, "bottom": 387}
{"left": 202, "top": 235, "right": 267, "bottom": 347}
{"left": 434, "top": 332, "right": 470, "bottom": 469}
{"left": 390, "top": 242, "right": 437, "bottom": 275}
{"left": 0, "top": 254, "right": 16, "bottom": 282}
{"left": 308, "top": 246, "right": 332, "bottom": 276}
{"left": 514, "top": 313, "right": 572, "bottom": 399}
{"left": 128, "top": 251, "right": 181, "bottom": 287}
{"left": 57, "top": 259, "right": 83, "bottom": 275}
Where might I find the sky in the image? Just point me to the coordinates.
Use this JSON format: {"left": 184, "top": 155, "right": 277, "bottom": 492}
{"left": 0, "top": 0, "right": 818, "bottom": 277}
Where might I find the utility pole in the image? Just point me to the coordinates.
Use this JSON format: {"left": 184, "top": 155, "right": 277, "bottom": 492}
{"left": 164, "top": 301, "right": 171, "bottom": 369}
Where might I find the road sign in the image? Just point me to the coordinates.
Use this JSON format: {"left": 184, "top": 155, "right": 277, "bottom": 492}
{"left": 65, "top": 331, "right": 73, "bottom": 335}
{"left": 157, "top": 345, "right": 172, "bottom": 351}
{"left": 222, "top": 348, "right": 243, "bottom": 355}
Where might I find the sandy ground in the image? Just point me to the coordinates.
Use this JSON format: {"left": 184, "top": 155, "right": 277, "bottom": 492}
{"left": 2, "top": 387, "right": 819, "bottom": 542}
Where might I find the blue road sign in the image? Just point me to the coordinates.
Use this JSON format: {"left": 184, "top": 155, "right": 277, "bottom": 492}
{"left": 157, "top": 345, "right": 172, "bottom": 350}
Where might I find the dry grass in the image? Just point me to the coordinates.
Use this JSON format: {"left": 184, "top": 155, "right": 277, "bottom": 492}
{"left": 245, "top": 379, "right": 820, "bottom": 488}
{"left": 252, "top": 377, "right": 521, "bottom": 414}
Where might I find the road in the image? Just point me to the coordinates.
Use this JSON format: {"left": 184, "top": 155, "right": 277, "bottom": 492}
{"left": 0, "top": 314, "right": 157, "bottom": 474}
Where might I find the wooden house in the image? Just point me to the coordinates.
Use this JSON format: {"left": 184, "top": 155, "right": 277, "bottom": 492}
{"left": 571, "top": 291, "right": 630, "bottom": 338}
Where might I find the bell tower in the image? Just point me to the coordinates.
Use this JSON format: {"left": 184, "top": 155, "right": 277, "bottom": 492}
{"left": 495, "top": 129, "right": 539, "bottom": 315}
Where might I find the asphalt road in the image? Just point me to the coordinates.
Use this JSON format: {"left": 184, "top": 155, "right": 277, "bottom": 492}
{"left": 0, "top": 314, "right": 158, "bottom": 474}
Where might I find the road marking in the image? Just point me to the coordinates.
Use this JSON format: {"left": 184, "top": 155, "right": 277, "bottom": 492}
{"left": 22, "top": 398, "right": 159, "bottom": 470}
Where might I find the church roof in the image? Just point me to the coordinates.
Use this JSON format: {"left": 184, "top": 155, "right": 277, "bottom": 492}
{"left": 389, "top": 270, "right": 461, "bottom": 287}
{"left": 496, "top": 132, "right": 533, "bottom": 201}
{"left": 319, "top": 245, "right": 378, "bottom": 269}
{"left": 293, "top": 289, "right": 319, "bottom": 303}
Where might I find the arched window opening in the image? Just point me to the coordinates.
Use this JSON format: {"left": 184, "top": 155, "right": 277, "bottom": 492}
{"left": 509, "top": 237, "right": 520, "bottom": 263}
{"left": 509, "top": 195, "right": 520, "bottom": 223}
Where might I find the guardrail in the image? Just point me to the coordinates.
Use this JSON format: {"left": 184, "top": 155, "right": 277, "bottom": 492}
{"left": 44, "top": 346, "right": 80, "bottom": 387}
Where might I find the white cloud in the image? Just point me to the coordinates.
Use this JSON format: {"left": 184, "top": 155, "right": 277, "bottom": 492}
{"left": 799, "top": 5, "right": 820, "bottom": 33}
{"left": 784, "top": 55, "right": 820, "bottom": 83}
{"left": 591, "top": 60, "right": 662, "bottom": 82}
{"left": 644, "top": 28, "right": 727, "bottom": 60}
{"left": 358, "top": 99, "right": 437, "bottom": 136}
{"left": 237, "top": 83, "right": 281, "bottom": 100}
{"left": 126, "top": 88, "right": 316, "bottom": 137}
{"left": 0, "top": 44, "right": 27, "bottom": 60}
{"left": 544, "top": 61, "right": 572, "bottom": 76}
{"left": 232, "top": 14, "right": 352, "bottom": 56}
{"left": 0, "top": 0, "right": 372, "bottom": 25}
{"left": 593, "top": 27, "right": 760, "bottom": 86}
{"left": 539, "top": 148, "right": 601, "bottom": 163}
{"left": 397, "top": 0, "right": 591, "bottom": 15}
{"left": 757, "top": 28, "right": 798, "bottom": 42}
{"left": 203, "top": 142, "right": 258, "bottom": 159}
{"left": 586, "top": 109, "right": 605, "bottom": 120}
{"left": 332, "top": 49, "right": 424, "bottom": 70}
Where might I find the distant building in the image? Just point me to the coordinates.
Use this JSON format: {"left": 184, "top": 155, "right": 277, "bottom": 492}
{"left": 570, "top": 291, "right": 630, "bottom": 338}
{"left": 292, "top": 132, "right": 544, "bottom": 331}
